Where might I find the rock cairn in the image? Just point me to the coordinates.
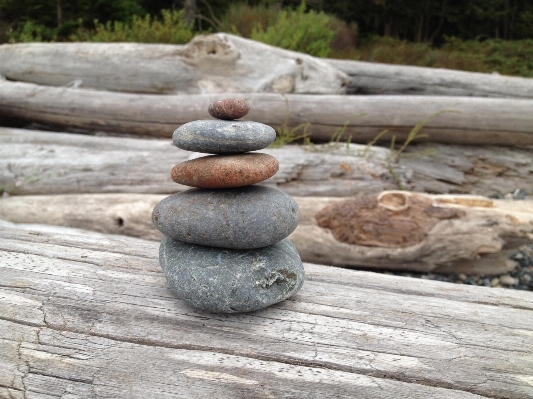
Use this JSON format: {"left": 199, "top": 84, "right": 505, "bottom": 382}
{"left": 152, "top": 98, "right": 304, "bottom": 313}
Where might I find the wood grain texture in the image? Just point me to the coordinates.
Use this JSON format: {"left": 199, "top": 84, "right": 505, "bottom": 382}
{"left": 1, "top": 220, "right": 532, "bottom": 398}
{"left": 1, "top": 192, "right": 530, "bottom": 275}
{"left": 327, "top": 58, "right": 533, "bottom": 98}
{"left": 0, "top": 127, "right": 399, "bottom": 196}
{"left": 1, "top": 35, "right": 531, "bottom": 99}
{"left": 0, "top": 34, "right": 349, "bottom": 95}
{"left": 1, "top": 128, "right": 532, "bottom": 198}
{"left": 1, "top": 81, "right": 533, "bottom": 145}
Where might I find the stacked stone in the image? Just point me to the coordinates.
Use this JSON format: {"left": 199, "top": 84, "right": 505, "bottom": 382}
{"left": 152, "top": 98, "right": 304, "bottom": 314}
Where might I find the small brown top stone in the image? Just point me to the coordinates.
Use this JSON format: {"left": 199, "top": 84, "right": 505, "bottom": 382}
{"left": 208, "top": 98, "right": 250, "bottom": 120}
{"left": 171, "top": 153, "right": 279, "bottom": 189}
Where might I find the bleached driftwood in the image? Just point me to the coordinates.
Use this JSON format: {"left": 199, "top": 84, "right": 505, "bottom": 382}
{"left": 0, "top": 34, "right": 349, "bottom": 95}
{"left": 1, "top": 192, "right": 531, "bottom": 275}
{"left": 1, "top": 220, "right": 532, "bottom": 398}
{"left": 327, "top": 58, "right": 533, "bottom": 98}
{"left": 1, "top": 128, "right": 532, "bottom": 197}
{"left": 1, "top": 34, "right": 531, "bottom": 99}
{"left": 1, "top": 82, "right": 532, "bottom": 146}
{"left": 0, "top": 128, "right": 399, "bottom": 196}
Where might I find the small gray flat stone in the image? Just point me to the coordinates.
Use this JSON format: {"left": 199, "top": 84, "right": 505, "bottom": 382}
{"left": 152, "top": 186, "right": 300, "bottom": 249}
{"left": 159, "top": 236, "right": 304, "bottom": 313}
{"left": 173, "top": 120, "right": 276, "bottom": 153}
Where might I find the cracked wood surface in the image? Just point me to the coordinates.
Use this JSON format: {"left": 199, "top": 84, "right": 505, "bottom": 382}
{"left": 1, "top": 128, "right": 532, "bottom": 197}
{"left": 1, "top": 193, "right": 531, "bottom": 275}
{"left": 1, "top": 83, "right": 533, "bottom": 146}
{"left": 1, "top": 220, "right": 533, "bottom": 399}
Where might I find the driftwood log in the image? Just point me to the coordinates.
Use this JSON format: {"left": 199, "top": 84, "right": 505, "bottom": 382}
{"left": 327, "top": 58, "right": 533, "bottom": 98}
{"left": 1, "top": 220, "right": 532, "bottom": 399}
{"left": 1, "top": 81, "right": 532, "bottom": 146}
{"left": 1, "top": 33, "right": 532, "bottom": 99}
{"left": 0, "top": 34, "right": 349, "bottom": 95}
{"left": 1, "top": 192, "right": 531, "bottom": 275}
{"left": 0, "top": 128, "right": 398, "bottom": 196}
{"left": 1, "top": 128, "right": 532, "bottom": 197}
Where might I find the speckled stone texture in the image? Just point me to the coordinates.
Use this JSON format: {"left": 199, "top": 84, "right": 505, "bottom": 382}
{"left": 208, "top": 98, "right": 250, "bottom": 120}
{"left": 152, "top": 185, "right": 300, "bottom": 249}
{"left": 173, "top": 120, "right": 276, "bottom": 154}
{"left": 170, "top": 153, "right": 279, "bottom": 188}
{"left": 159, "top": 235, "right": 305, "bottom": 313}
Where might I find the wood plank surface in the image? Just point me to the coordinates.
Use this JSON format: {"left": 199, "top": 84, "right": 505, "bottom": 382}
{"left": 1, "top": 128, "right": 532, "bottom": 197}
{"left": 1, "top": 81, "right": 533, "bottom": 146}
{"left": 1, "top": 220, "right": 532, "bottom": 398}
{"left": 1, "top": 193, "right": 531, "bottom": 275}
{"left": 327, "top": 58, "right": 533, "bottom": 98}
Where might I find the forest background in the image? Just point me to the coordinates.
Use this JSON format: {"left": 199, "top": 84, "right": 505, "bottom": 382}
{"left": 0, "top": 0, "right": 532, "bottom": 77}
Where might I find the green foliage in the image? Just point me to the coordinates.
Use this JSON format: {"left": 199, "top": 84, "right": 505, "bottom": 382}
{"left": 0, "top": 0, "right": 145, "bottom": 43}
{"left": 71, "top": 9, "right": 194, "bottom": 44}
{"left": 338, "top": 35, "right": 533, "bottom": 78}
{"left": 7, "top": 20, "right": 56, "bottom": 42}
{"left": 269, "top": 97, "right": 311, "bottom": 148}
{"left": 250, "top": 2, "right": 337, "bottom": 57}
{"left": 219, "top": 2, "right": 280, "bottom": 37}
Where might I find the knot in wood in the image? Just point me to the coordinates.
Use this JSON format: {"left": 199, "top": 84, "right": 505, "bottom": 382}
{"left": 315, "top": 192, "right": 465, "bottom": 248}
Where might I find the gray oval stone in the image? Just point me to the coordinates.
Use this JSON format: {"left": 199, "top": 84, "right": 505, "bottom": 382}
{"left": 173, "top": 120, "right": 276, "bottom": 153}
{"left": 159, "top": 236, "right": 304, "bottom": 313}
{"left": 152, "top": 186, "right": 300, "bottom": 249}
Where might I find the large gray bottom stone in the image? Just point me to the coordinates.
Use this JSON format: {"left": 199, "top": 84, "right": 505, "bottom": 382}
{"left": 152, "top": 185, "right": 300, "bottom": 249}
{"left": 159, "top": 236, "right": 305, "bottom": 313}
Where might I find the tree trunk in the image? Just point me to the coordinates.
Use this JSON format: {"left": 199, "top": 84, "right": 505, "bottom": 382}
{"left": 184, "top": 0, "right": 196, "bottom": 26}
{"left": 57, "top": 0, "right": 62, "bottom": 27}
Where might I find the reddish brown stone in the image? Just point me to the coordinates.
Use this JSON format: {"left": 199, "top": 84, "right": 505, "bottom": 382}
{"left": 208, "top": 98, "right": 250, "bottom": 120}
{"left": 171, "top": 153, "right": 279, "bottom": 189}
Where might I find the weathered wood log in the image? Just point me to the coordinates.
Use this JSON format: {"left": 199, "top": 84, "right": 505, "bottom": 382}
{"left": 1, "top": 192, "right": 531, "bottom": 275}
{"left": 2, "top": 33, "right": 532, "bottom": 99}
{"left": 293, "top": 192, "right": 533, "bottom": 275}
{"left": 1, "top": 128, "right": 532, "bottom": 197}
{"left": 1, "top": 81, "right": 532, "bottom": 146}
{"left": 1, "top": 220, "right": 532, "bottom": 399}
{"left": 0, "top": 127, "right": 398, "bottom": 196}
{"left": 327, "top": 58, "right": 533, "bottom": 98}
{"left": 0, "top": 34, "right": 349, "bottom": 95}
